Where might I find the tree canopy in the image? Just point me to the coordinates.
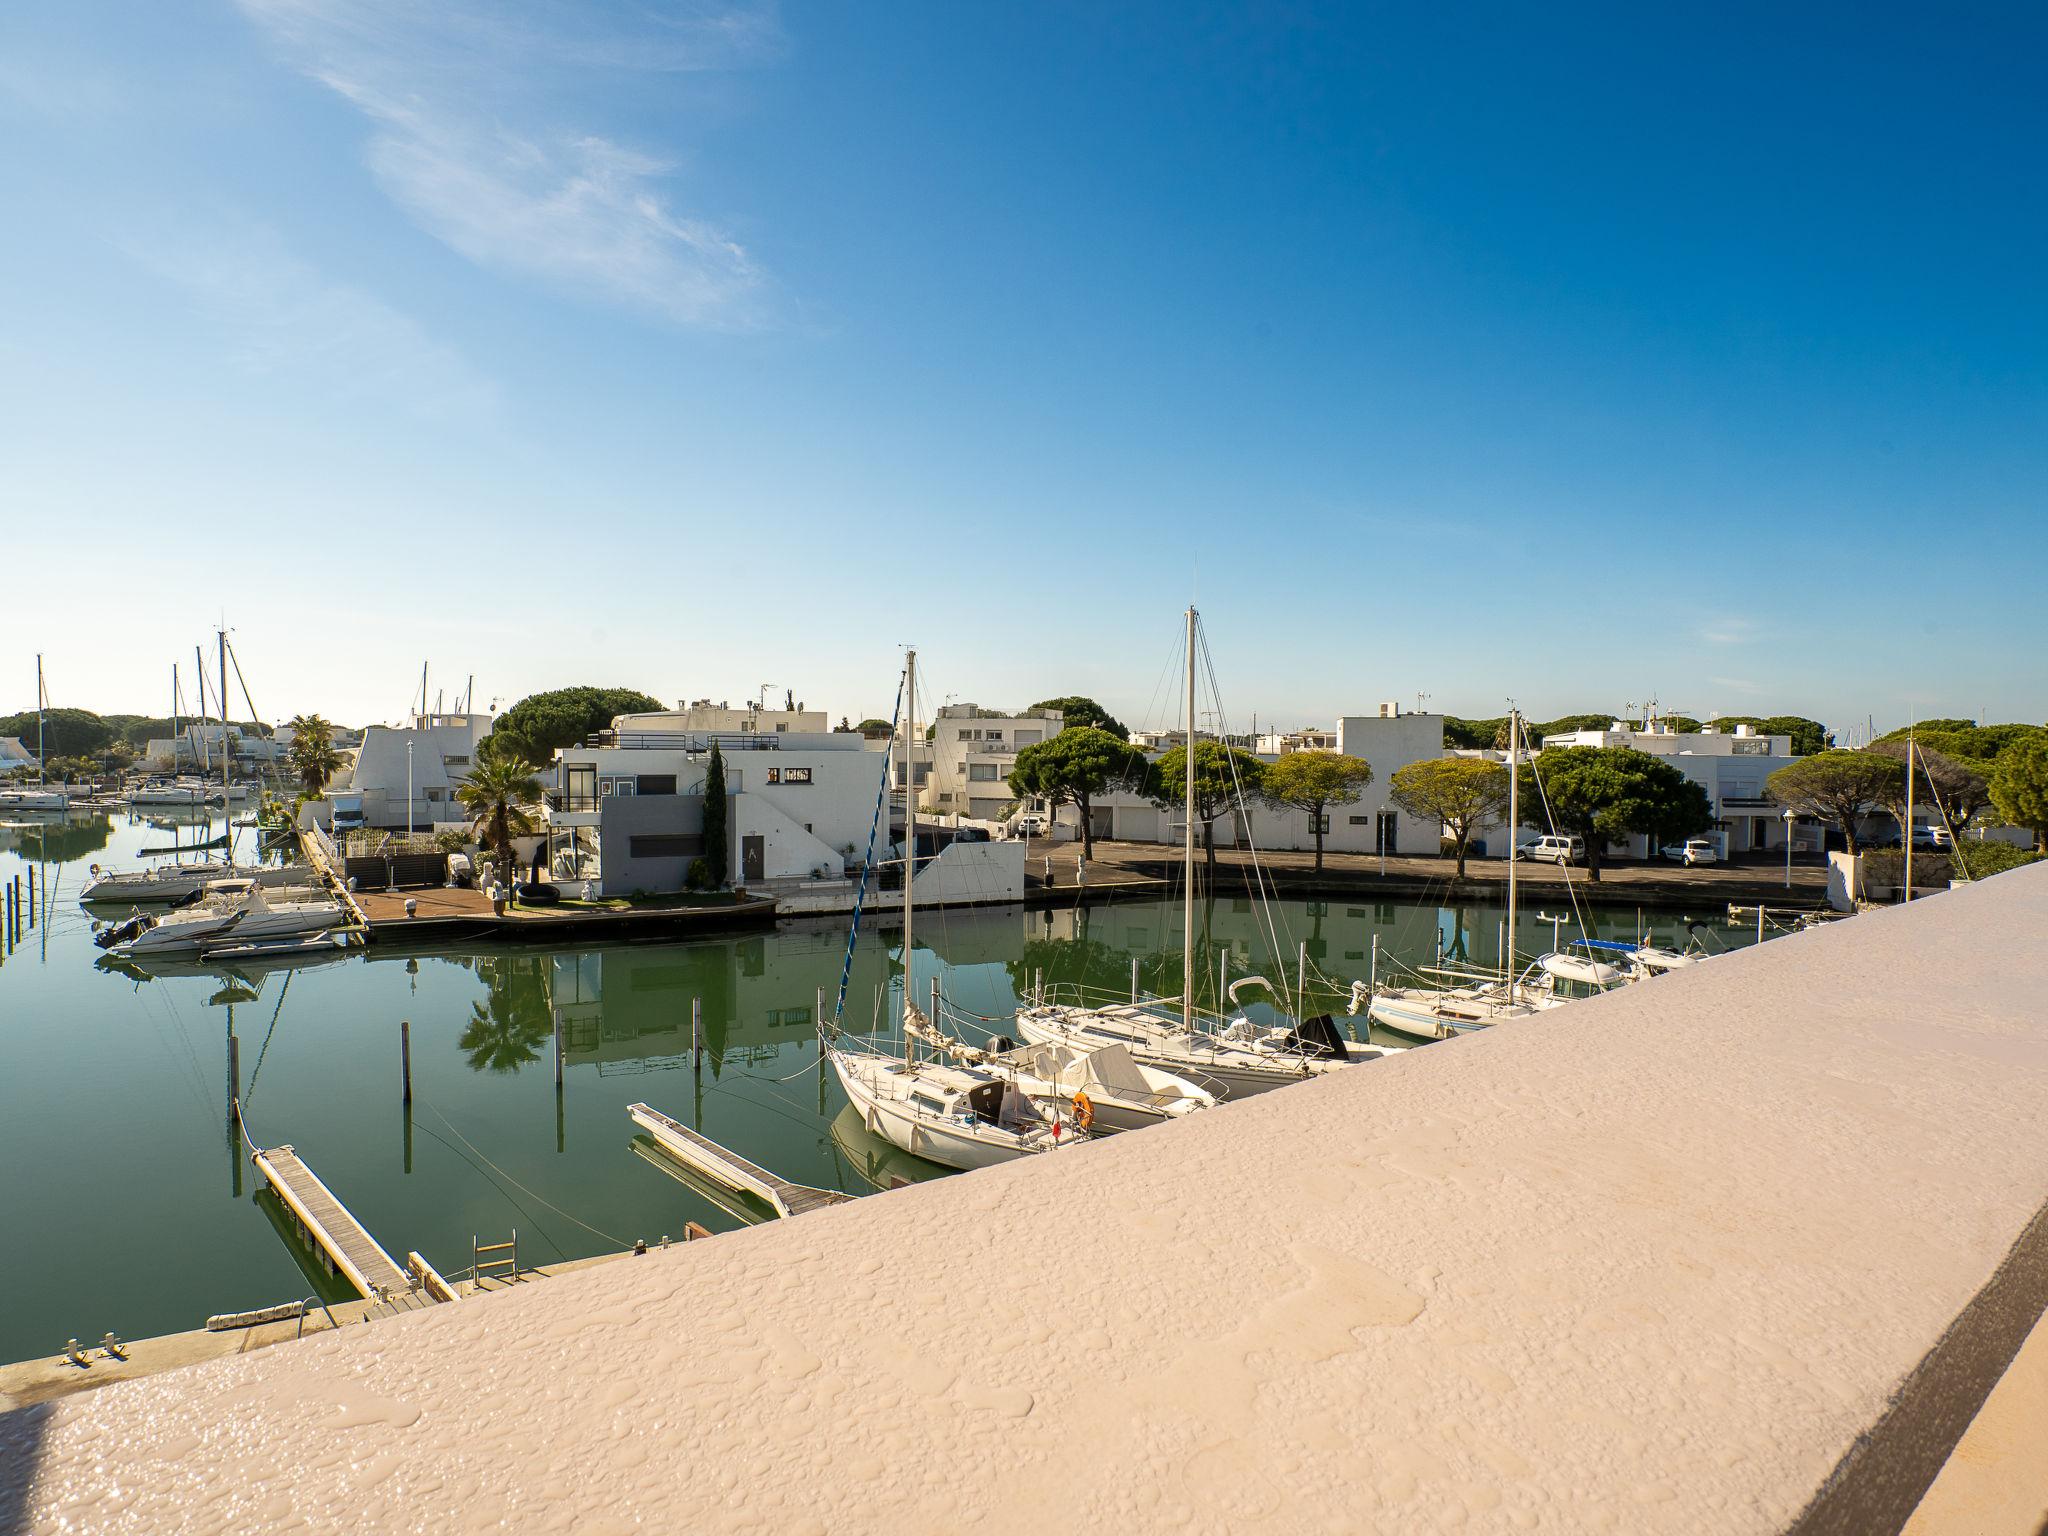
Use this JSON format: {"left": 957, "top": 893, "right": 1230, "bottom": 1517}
{"left": 1865, "top": 739, "right": 1990, "bottom": 830}
{"left": 1006, "top": 727, "right": 1149, "bottom": 858}
{"left": 1440, "top": 711, "right": 1835, "bottom": 757}
{"left": 1765, "top": 750, "right": 1902, "bottom": 855}
{"left": 1989, "top": 740, "right": 2048, "bottom": 851}
{"left": 1710, "top": 716, "right": 1833, "bottom": 756}
{"left": 456, "top": 741, "right": 542, "bottom": 890}
{"left": 702, "top": 742, "right": 730, "bottom": 886}
{"left": 284, "top": 713, "right": 344, "bottom": 797}
{"left": 1260, "top": 751, "right": 1374, "bottom": 871}
{"left": 1151, "top": 741, "right": 1266, "bottom": 879}
{"left": 1028, "top": 696, "right": 1130, "bottom": 742}
{"left": 1519, "top": 747, "right": 1712, "bottom": 880}
{"left": 490, "top": 687, "right": 665, "bottom": 760}
{"left": 0, "top": 707, "right": 114, "bottom": 759}
{"left": 1389, "top": 756, "right": 1511, "bottom": 879}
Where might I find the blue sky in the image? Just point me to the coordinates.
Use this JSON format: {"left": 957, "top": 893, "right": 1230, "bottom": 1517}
{"left": 2, "top": 2, "right": 2043, "bottom": 736}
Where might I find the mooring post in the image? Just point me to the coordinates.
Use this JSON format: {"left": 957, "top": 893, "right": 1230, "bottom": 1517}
{"left": 26, "top": 873, "right": 33, "bottom": 926}
{"left": 816, "top": 986, "right": 825, "bottom": 1055}
{"left": 400, "top": 1019, "right": 413, "bottom": 1104}
{"left": 226, "top": 1031, "right": 241, "bottom": 1129}
{"left": 693, "top": 996, "right": 703, "bottom": 1070}
{"left": 552, "top": 1011, "right": 563, "bottom": 1089}
{"left": 1131, "top": 954, "right": 1140, "bottom": 1003}
{"left": 1034, "top": 967, "right": 1043, "bottom": 1005}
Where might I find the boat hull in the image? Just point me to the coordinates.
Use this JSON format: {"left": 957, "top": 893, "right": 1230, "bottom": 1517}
{"left": 829, "top": 1052, "right": 1063, "bottom": 1172}
{"left": 1012, "top": 1009, "right": 1321, "bottom": 1101}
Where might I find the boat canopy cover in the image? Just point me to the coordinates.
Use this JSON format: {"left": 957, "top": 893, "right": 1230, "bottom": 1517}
{"left": 1572, "top": 938, "right": 1641, "bottom": 954}
{"left": 1539, "top": 952, "right": 1623, "bottom": 986}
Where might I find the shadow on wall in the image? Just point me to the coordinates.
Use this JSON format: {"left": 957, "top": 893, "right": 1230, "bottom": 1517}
{"left": 0, "top": 1400, "right": 54, "bottom": 1534}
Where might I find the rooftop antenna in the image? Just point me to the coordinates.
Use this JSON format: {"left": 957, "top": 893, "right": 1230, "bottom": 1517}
{"left": 1415, "top": 691, "right": 1431, "bottom": 715}
{"left": 756, "top": 683, "right": 779, "bottom": 712}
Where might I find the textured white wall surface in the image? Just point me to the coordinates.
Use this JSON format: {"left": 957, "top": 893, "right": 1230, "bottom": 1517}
{"left": 4, "top": 869, "right": 2046, "bottom": 1534}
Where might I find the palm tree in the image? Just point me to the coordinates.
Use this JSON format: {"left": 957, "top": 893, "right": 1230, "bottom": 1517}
{"left": 456, "top": 740, "right": 541, "bottom": 888}
{"left": 458, "top": 956, "right": 551, "bottom": 1072}
{"left": 284, "top": 713, "right": 344, "bottom": 797}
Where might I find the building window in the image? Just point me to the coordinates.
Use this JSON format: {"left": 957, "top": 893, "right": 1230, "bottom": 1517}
{"left": 783, "top": 767, "right": 812, "bottom": 785}
{"left": 968, "top": 763, "right": 1000, "bottom": 782}
{"left": 565, "top": 765, "right": 596, "bottom": 811}
{"left": 986, "top": 729, "right": 1003, "bottom": 741}
{"left": 636, "top": 774, "right": 677, "bottom": 796}
{"left": 766, "top": 767, "right": 781, "bottom": 784}
{"left": 442, "top": 754, "right": 469, "bottom": 768}
{"left": 1349, "top": 814, "right": 1370, "bottom": 825}
{"left": 627, "top": 834, "right": 703, "bottom": 859}
{"left": 956, "top": 728, "right": 973, "bottom": 741}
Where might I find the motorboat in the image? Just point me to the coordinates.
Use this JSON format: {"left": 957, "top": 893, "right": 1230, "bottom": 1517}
{"left": 96, "top": 877, "right": 345, "bottom": 957}
{"left": 0, "top": 787, "right": 69, "bottom": 813}
{"left": 80, "top": 862, "right": 318, "bottom": 905}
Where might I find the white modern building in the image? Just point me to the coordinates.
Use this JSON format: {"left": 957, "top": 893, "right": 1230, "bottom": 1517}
{"left": 1508, "top": 720, "right": 1805, "bottom": 857}
{"left": 921, "top": 705, "right": 1064, "bottom": 823}
{"left": 142, "top": 722, "right": 284, "bottom": 773}
{"left": 321, "top": 712, "right": 496, "bottom": 832}
{"left": 0, "top": 736, "right": 37, "bottom": 775}
{"left": 546, "top": 712, "right": 888, "bottom": 895}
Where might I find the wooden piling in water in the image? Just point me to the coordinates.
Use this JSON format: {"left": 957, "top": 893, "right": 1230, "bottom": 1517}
{"left": 227, "top": 1033, "right": 241, "bottom": 1128}
{"left": 692, "top": 997, "right": 703, "bottom": 1070}
{"left": 553, "top": 1011, "right": 563, "bottom": 1089}
{"left": 400, "top": 1019, "right": 413, "bottom": 1103}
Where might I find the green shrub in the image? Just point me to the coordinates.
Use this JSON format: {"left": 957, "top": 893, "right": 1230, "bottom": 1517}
{"left": 1950, "top": 840, "right": 2045, "bottom": 879}
{"left": 684, "top": 858, "right": 712, "bottom": 891}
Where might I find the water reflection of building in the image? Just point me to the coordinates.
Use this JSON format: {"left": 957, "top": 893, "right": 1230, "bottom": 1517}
{"left": 546, "top": 930, "right": 895, "bottom": 1075}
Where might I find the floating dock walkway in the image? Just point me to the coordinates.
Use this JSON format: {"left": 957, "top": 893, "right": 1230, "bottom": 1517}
{"left": 251, "top": 1144, "right": 452, "bottom": 1308}
{"left": 628, "top": 1103, "right": 853, "bottom": 1220}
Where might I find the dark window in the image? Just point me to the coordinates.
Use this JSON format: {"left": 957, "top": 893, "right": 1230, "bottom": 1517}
{"left": 564, "top": 765, "right": 597, "bottom": 812}
{"left": 628, "top": 834, "right": 703, "bottom": 859}
{"left": 636, "top": 774, "right": 678, "bottom": 796}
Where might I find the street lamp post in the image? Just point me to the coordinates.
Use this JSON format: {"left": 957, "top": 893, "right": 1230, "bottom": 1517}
{"left": 407, "top": 742, "right": 414, "bottom": 842}
{"left": 1782, "top": 808, "right": 1796, "bottom": 889}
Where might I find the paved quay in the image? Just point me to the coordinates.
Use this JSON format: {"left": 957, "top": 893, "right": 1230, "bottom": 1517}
{"left": 3, "top": 867, "right": 2043, "bottom": 1534}
{"left": 351, "top": 886, "right": 778, "bottom": 942}
{"left": 1022, "top": 836, "right": 1832, "bottom": 910}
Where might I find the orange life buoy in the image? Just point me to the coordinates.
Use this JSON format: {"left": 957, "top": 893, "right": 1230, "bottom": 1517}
{"left": 1070, "top": 1091, "right": 1095, "bottom": 1130}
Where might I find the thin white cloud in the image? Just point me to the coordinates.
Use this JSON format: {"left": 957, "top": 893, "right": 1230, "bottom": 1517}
{"left": 124, "top": 218, "right": 502, "bottom": 427}
{"left": 235, "top": 0, "right": 777, "bottom": 325}
{"left": 1708, "top": 676, "right": 1766, "bottom": 697}
{"left": 1699, "top": 615, "right": 1758, "bottom": 646}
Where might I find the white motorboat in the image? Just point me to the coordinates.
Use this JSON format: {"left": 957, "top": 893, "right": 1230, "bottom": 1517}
{"left": 0, "top": 788, "right": 69, "bottom": 813}
{"left": 81, "top": 861, "right": 318, "bottom": 905}
{"left": 97, "top": 877, "right": 344, "bottom": 957}
{"left": 823, "top": 648, "right": 1090, "bottom": 1172}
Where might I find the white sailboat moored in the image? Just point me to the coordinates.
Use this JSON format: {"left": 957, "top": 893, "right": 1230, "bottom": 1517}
{"left": 825, "top": 648, "right": 1090, "bottom": 1171}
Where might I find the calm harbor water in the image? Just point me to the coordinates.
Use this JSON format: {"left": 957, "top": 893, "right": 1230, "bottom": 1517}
{"left": 0, "top": 808, "right": 1760, "bottom": 1364}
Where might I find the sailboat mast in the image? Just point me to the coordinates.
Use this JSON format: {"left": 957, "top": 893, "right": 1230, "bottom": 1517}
{"left": 194, "top": 646, "right": 210, "bottom": 774}
{"left": 903, "top": 649, "right": 917, "bottom": 1041}
{"left": 1183, "top": 606, "right": 1197, "bottom": 1031}
{"left": 218, "top": 628, "right": 231, "bottom": 801}
{"left": 1506, "top": 707, "right": 1519, "bottom": 980}
{"left": 35, "top": 654, "right": 45, "bottom": 786}
{"left": 172, "top": 664, "right": 181, "bottom": 772}
{"left": 1904, "top": 731, "right": 1916, "bottom": 904}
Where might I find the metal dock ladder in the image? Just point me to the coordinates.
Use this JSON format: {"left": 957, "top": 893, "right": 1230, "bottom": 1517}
{"left": 628, "top": 1103, "right": 853, "bottom": 1219}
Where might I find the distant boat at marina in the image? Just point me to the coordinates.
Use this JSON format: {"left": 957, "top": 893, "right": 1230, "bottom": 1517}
{"left": 93, "top": 877, "right": 345, "bottom": 957}
{"left": 1016, "top": 607, "right": 1402, "bottom": 1097}
{"left": 0, "top": 655, "right": 68, "bottom": 814}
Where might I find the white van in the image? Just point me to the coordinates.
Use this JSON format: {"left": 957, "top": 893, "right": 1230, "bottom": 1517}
{"left": 1514, "top": 835, "right": 1584, "bottom": 865}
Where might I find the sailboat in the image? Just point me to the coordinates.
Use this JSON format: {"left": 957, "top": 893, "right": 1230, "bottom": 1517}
{"left": 825, "top": 649, "right": 1089, "bottom": 1170}
{"left": 1014, "top": 607, "right": 1402, "bottom": 1098}
{"left": 0, "top": 657, "right": 69, "bottom": 813}
{"left": 1349, "top": 709, "right": 1627, "bottom": 1041}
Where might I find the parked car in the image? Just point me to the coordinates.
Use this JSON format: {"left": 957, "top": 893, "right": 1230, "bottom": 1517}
{"left": 1514, "top": 835, "right": 1584, "bottom": 865}
{"left": 1010, "top": 813, "right": 1049, "bottom": 837}
{"left": 1930, "top": 827, "right": 1954, "bottom": 848}
{"left": 1662, "top": 838, "right": 1720, "bottom": 866}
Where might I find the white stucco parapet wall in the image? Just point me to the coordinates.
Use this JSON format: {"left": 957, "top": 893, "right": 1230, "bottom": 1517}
{"left": 6, "top": 870, "right": 2048, "bottom": 1534}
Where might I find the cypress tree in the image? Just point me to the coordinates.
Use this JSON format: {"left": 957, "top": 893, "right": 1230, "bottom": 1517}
{"left": 702, "top": 742, "right": 730, "bottom": 886}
